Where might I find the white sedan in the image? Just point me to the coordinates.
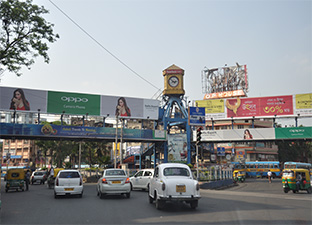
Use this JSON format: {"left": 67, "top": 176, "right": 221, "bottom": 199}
{"left": 96, "top": 169, "right": 131, "bottom": 199}
{"left": 149, "top": 163, "right": 201, "bottom": 210}
{"left": 130, "top": 169, "right": 154, "bottom": 191}
{"left": 54, "top": 169, "right": 83, "bottom": 198}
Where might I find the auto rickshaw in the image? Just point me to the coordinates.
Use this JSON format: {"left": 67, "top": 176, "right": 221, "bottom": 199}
{"left": 47, "top": 168, "right": 64, "bottom": 189}
{"left": 233, "top": 169, "right": 246, "bottom": 183}
{"left": 5, "top": 168, "right": 25, "bottom": 192}
{"left": 282, "top": 168, "right": 311, "bottom": 194}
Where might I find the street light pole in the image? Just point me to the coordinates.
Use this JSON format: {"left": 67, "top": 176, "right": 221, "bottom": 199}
{"left": 114, "top": 114, "right": 119, "bottom": 168}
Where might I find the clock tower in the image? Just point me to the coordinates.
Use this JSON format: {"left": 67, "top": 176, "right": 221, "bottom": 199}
{"left": 163, "top": 64, "right": 185, "bottom": 96}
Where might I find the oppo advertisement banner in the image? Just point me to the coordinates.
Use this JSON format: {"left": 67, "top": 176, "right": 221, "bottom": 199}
{"left": 197, "top": 93, "right": 311, "bottom": 119}
{"left": 0, "top": 86, "right": 159, "bottom": 119}
{"left": 167, "top": 134, "right": 187, "bottom": 163}
{"left": 47, "top": 91, "right": 101, "bottom": 115}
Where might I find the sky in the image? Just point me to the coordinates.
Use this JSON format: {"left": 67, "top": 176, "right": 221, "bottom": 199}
{"left": 1, "top": 0, "right": 311, "bottom": 126}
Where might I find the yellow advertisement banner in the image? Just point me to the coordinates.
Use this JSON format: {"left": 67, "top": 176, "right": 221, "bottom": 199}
{"left": 295, "top": 93, "right": 312, "bottom": 109}
{"left": 196, "top": 99, "right": 225, "bottom": 114}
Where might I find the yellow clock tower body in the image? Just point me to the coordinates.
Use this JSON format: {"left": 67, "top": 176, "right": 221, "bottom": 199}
{"left": 163, "top": 64, "right": 185, "bottom": 96}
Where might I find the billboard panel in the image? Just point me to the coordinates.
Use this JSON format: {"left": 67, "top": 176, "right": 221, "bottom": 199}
{"left": 0, "top": 86, "right": 159, "bottom": 119}
{"left": 0, "top": 86, "right": 47, "bottom": 113}
{"left": 168, "top": 134, "right": 187, "bottom": 163}
{"left": 47, "top": 91, "right": 101, "bottom": 115}
{"left": 189, "top": 107, "right": 205, "bottom": 125}
{"left": 294, "top": 93, "right": 312, "bottom": 116}
{"left": 226, "top": 95, "right": 293, "bottom": 117}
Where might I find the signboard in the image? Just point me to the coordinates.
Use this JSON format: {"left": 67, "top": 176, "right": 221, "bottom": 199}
{"left": 217, "top": 147, "right": 225, "bottom": 156}
{"left": 189, "top": 107, "right": 205, "bottom": 125}
{"left": 167, "top": 134, "right": 187, "bottom": 163}
{"left": 196, "top": 93, "right": 311, "bottom": 119}
{"left": 0, "top": 86, "right": 160, "bottom": 119}
{"left": 275, "top": 127, "right": 312, "bottom": 139}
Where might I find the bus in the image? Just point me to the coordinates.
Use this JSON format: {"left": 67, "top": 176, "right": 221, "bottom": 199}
{"left": 284, "top": 162, "right": 312, "bottom": 176}
{"left": 231, "top": 161, "right": 281, "bottom": 178}
{"left": 284, "top": 162, "right": 311, "bottom": 170}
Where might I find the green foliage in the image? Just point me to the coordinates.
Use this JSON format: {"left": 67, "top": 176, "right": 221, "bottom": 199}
{"left": 278, "top": 141, "right": 312, "bottom": 163}
{"left": 0, "top": 0, "right": 59, "bottom": 76}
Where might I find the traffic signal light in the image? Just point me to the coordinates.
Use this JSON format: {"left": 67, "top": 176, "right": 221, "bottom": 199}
{"left": 196, "top": 127, "right": 202, "bottom": 145}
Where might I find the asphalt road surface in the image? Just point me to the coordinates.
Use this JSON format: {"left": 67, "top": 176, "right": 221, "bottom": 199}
{"left": 1, "top": 178, "right": 311, "bottom": 225}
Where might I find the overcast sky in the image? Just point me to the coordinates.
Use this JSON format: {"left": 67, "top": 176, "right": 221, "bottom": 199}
{"left": 1, "top": 0, "right": 311, "bottom": 125}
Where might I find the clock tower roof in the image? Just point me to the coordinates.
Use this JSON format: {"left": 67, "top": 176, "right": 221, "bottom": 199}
{"left": 163, "top": 64, "right": 184, "bottom": 76}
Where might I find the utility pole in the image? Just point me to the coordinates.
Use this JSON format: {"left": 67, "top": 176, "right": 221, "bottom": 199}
{"left": 114, "top": 114, "right": 119, "bottom": 168}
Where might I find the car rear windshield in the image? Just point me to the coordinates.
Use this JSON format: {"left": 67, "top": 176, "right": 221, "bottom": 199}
{"left": 59, "top": 172, "right": 80, "bottom": 178}
{"left": 164, "top": 167, "right": 190, "bottom": 176}
{"left": 34, "top": 172, "right": 44, "bottom": 175}
{"left": 105, "top": 170, "right": 126, "bottom": 176}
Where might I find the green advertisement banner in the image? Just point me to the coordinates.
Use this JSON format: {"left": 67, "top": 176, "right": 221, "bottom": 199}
{"left": 275, "top": 127, "right": 312, "bottom": 139}
{"left": 47, "top": 91, "right": 101, "bottom": 115}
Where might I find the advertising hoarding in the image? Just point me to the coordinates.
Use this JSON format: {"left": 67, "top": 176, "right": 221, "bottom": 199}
{"left": 189, "top": 107, "right": 205, "bottom": 125}
{"left": 0, "top": 86, "right": 160, "bottom": 120}
{"left": 167, "top": 134, "right": 187, "bottom": 163}
{"left": 196, "top": 94, "right": 311, "bottom": 119}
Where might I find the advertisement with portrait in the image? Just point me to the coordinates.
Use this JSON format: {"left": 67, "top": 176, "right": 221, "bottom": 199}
{"left": 101, "top": 96, "right": 159, "bottom": 120}
{"left": 0, "top": 86, "right": 160, "bottom": 119}
{"left": 167, "top": 134, "right": 187, "bottom": 163}
{"left": 0, "top": 86, "right": 47, "bottom": 113}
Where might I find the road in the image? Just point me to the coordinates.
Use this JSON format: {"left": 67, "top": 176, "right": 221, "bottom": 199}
{"left": 1, "top": 178, "right": 311, "bottom": 225}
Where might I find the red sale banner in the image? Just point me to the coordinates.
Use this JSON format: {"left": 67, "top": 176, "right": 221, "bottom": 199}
{"left": 226, "top": 96, "right": 293, "bottom": 117}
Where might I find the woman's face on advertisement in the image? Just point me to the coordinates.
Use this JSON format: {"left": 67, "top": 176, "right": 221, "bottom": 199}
{"left": 15, "top": 91, "right": 21, "bottom": 99}
{"left": 118, "top": 99, "right": 124, "bottom": 107}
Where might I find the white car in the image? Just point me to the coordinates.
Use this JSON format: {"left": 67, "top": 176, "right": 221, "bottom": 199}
{"left": 96, "top": 169, "right": 131, "bottom": 199}
{"left": 54, "top": 169, "right": 83, "bottom": 198}
{"left": 149, "top": 163, "right": 201, "bottom": 210}
{"left": 130, "top": 169, "right": 154, "bottom": 191}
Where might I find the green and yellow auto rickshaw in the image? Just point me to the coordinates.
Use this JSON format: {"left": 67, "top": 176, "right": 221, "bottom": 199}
{"left": 282, "top": 169, "right": 311, "bottom": 194}
{"left": 233, "top": 169, "right": 246, "bottom": 183}
{"left": 47, "top": 168, "right": 64, "bottom": 189}
{"left": 5, "top": 168, "right": 25, "bottom": 192}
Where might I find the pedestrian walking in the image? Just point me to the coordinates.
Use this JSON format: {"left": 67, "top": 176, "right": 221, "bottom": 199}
{"left": 25, "top": 170, "right": 31, "bottom": 191}
{"left": 267, "top": 170, "right": 272, "bottom": 183}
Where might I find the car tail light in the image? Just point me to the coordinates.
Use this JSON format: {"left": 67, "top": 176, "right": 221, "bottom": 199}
{"left": 102, "top": 178, "right": 107, "bottom": 184}
{"left": 196, "top": 183, "right": 200, "bottom": 191}
{"left": 162, "top": 183, "right": 166, "bottom": 191}
{"left": 125, "top": 177, "right": 130, "bottom": 183}
{"left": 31, "top": 176, "right": 34, "bottom": 179}
{"left": 56, "top": 178, "right": 59, "bottom": 186}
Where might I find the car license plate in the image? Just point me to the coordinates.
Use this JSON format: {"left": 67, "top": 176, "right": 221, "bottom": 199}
{"left": 64, "top": 188, "right": 74, "bottom": 191}
{"left": 112, "top": 181, "right": 121, "bottom": 184}
{"left": 176, "top": 185, "right": 186, "bottom": 192}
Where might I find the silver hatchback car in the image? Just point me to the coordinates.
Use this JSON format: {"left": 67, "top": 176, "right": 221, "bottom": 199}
{"left": 96, "top": 169, "right": 131, "bottom": 199}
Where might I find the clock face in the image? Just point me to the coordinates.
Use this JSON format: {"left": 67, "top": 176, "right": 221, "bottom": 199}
{"left": 168, "top": 76, "right": 179, "bottom": 87}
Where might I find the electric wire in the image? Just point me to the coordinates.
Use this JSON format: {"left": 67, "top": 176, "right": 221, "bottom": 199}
{"left": 48, "top": 0, "right": 161, "bottom": 95}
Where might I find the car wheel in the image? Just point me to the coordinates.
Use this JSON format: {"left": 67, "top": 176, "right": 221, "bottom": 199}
{"left": 100, "top": 191, "right": 105, "bottom": 199}
{"left": 292, "top": 190, "right": 297, "bottom": 193}
{"left": 284, "top": 189, "right": 288, "bottom": 193}
{"left": 156, "top": 198, "right": 164, "bottom": 210}
{"left": 126, "top": 192, "right": 130, "bottom": 198}
{"left": 148, "top": 193, "right": 153, "bottom": 204}
{"left": 130, "top": 183, "right": 133, "bottom": 191}
{"left": 79, "top": 193, "right": 83, "bottom": 198}
{"left": 307, "top": 187, "right": 312, "bottom": 194}
{"left": 54, "top": 193, "right": 58, "bottom": 199}
{"left": 190, "top": 200, "right": 198, "bottom": 209}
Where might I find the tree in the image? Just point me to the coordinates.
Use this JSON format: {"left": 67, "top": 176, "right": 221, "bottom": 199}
{"left": 0, "top": 0, "right": 59, "bottom": 76}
